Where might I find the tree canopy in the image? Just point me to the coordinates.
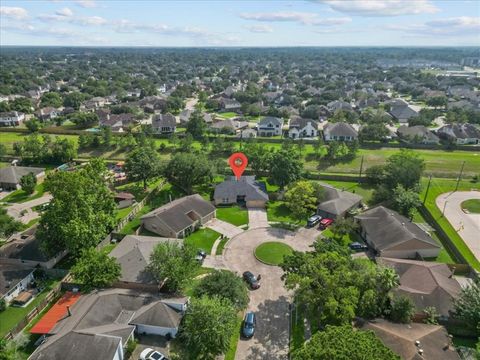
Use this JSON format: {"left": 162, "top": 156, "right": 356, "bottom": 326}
{"left": 125, "top": 145, "right": 161, "bottom": 189}
{"left": 19, "top": 172, "right": 37, "bottom": 195}
{"left": 285, "top": 181, "right": 318, "bottom": 220}
{"left": 164, "top": 153, "right": 213, "bottom": 194}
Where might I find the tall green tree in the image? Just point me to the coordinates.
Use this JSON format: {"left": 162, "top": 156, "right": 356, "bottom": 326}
{"left": 285, "top": 181, "right": 318, "bottom": 220}
{"left": 164, "top": 153, "right": 213, "bottom": 194}
{"left": 0, "top": 208, "right": 23, "bottom": 239}
{"left": 384, "top": 150, "right": 425, "bottom": 191}
{"left": 63, "top": 92, "right": 85, "bottom": 110}
{"left": 389, "top": 296, "right": 415, "bottom": 324}
{"left": 71, "top": 247, "right": 121, "bottom": 290}
{"left": 40, "top": 92, "right": 63, "bottom": 108}
{"left": 269, "top": 149, "right": 302, "bottom": 189}
{"left": 392, "top": 185, "right": 421, "bottom": 219}
{"left": 19, "top": 172, "right": 37, "bottom": 195}
{"left": 180, "top": 296, "right": 238, "bottom": 360}
{"left": 185, "top": 110, "right": 206, "bottom": 139}
{"left": 454, "top": 278, "right": 480, "bottom": 336}
{"left": 125, "top": 146, "right": 161, "bottom": 189}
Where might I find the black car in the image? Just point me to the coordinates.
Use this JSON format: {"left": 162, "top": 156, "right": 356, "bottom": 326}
{"left": 195, "top": 250, "right": 207, "bottom": 264}
{"left": 307, "top": 214, "right": 322, "bottom": 228}
{"left": 349, "top": 242, "right": 368, "bottom": 251}
{"left": 242, "top": 312, "right": 256, "bottom": 338}
{"left": 242, "top": 271, "right": 260, "bottom": 290}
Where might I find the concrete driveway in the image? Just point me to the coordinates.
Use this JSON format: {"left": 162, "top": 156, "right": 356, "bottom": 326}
{"left": 223, "top": 227, "right": 317, "bottom": 360}
{"left": 130, "top": 334, "right": 169, "bottom": 360}
{"left": 207, "top": 218, "right": 244, "bottom": 238}
{"left": 6, "top": 194, "right": 52, "bottom": 223}
{"left": 436, "top": 191, "right": 480, "bottom": 261}
{"left": 247, "top": 208, "right": 269, "bottom": 229}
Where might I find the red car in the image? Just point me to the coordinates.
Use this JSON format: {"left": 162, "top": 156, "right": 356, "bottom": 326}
{"left": 319, "top": 218, "right": 334, "bottom": 230}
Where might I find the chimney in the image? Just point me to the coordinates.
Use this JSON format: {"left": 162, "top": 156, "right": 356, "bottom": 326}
{"left": 66, "top": 305, "right": 72, "bottom": 317}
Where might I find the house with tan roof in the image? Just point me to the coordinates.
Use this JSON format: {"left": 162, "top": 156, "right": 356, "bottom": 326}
{"left": 316, "top": 183, "right": 363, "bottom": 219}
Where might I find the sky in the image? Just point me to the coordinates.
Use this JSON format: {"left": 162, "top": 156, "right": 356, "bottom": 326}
{"left": 0, "top": 0, "right": 479, "bottom": 47}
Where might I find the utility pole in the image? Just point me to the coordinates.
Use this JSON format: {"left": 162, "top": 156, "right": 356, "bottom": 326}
{"left": 358, "top": 155, "right": 364, "bottom": 184}
{"left": 455, "top": 161, "right": 465, "bottom": 192}
{"left": 423, "top": 175, "right": 432, "bottom": 204}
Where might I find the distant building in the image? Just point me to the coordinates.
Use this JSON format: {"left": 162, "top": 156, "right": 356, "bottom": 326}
{"left": 210, "top": 119, "right": 248, "bottom": 134}
{"left": 219, "top": 98, "right": 241, "bottom": 112}
{"left": 397, "top": 125, "right": 440, "bottom": 145}
{"left": 0, "top": 166, "right": 45, "bottom": 190}
{"left": 323, "top": 122, "right": 358, "bottom": 142}
{"left": 437, "top": 123, "right": 480, "bottom": 145}
{"left": 389, "top": 99, "right": 419, "bottom": 123}
{"left": 152, "top": 113, "right": 176, "bottom": 134}
{"left": 288, "top": 117, "right": 319, "bottom": 139}
{"left": 36, "top": 107, "right": 59, "bottom": 121}
{"left": 257, "top": 116, "right": 283, "bottom": 137}
{"left": 0, "top": 111, "right": 25, "bottom": 126}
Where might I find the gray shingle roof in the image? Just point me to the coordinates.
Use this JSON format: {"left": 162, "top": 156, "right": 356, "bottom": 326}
{"left": 152, "top": 113, "right": 176, "bottom": 128}
{"left": 437, "top": 123, "right": 480, "bottom": 139}
{"left": 355, "top": 206, "right": 440, "bottom": 252}
{"left": 141, "top": 194, "right": 215, "bottom": 233}
{"left": 289, "top": 116, "right": 318, "bottom": 130}
{"left": 0, "top": 166, "right": 44, "bottom": 185}
{"left": 323, "top": 122, "right": 358, "bottom": 138}
{"left": 398, "top": 125, "right": 439, "bottom": 142}
{"left": 0, "top": 264, "right": 34, "bottom": 297}
{"left": 258, "top": 116, "right": 282, "bottom": 127}
{"left": 214, "top": 176, "right": 268, "bottom": 202}
{"left": 317, "top": 184, "right": 363, "bottom": 216}
{"left": 389, "top": 105, "right": 418, "bottom": 120}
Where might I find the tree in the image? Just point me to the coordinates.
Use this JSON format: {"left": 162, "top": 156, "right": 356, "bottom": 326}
{"left": 269, "top": 149, "right": 302, "bottom": 189}
{"left": 193, "top": 270, "right": 248, "bottom": 310}
{"left": 50, "top": 138, "right": 77, "bottom": 163}
{"left": 125, "top": 146, "right": 161, "bottom": 189}
{"left": 40, "top": 92, "right": 63, "bottom": 108}
{"left": 71, "top": 247, "right": 121, "bottom": 290}
{"left": 164, "top": 153, "right": 213, "bottom": 194}
{"left": 186, "top": 110, "right": 206, "bottom": 139}
{"left": 0, "top": 144, "right": 6, "bottom": 158}
{"left": 359, "top": 123, "right": 390, "bottom": 142}
{"left": 25, "top": 119, "right": 41, "bottom": 133}
{"left": 147, "top": 241, "right": 199, "bottom": 293}
{"left": 180, "top": 296, "right": 237, "bottom": 359}
{"left": 69, "top": 112, "right": 98, "bottom": 128}
{"left": 37, "top": 159, "right": 116, "bottom": 257}
{"left": 292, "top": 325, "right": 400, "bottom": 360}
{"left": 0, "top": 208, "right": 23, "bottom": 239}
{"left": 11, "top": 97, "right": 33, "bottom": 113}
{"left": 389, "top": 296, "right": 415, "bottom": 324}
{"left": 384, "top": 150, "right": 425, "bottom": 191}
{"left": 329, "top": 218, "right": 359, "bottom": 243}
{"left": 454, "top": 278, "right": 480, "bottom": 335}
{"left": 243, "top": 143, "right": 271, "bottom": 177}
{"left": 19, "top": 172, "right": 37, "bottom": 195}
{"left": 63, "top": 92, "right": 85, "bottom": 110}
{"left": 284, "top": 181, "right": 318, "bottom": 220}
{"left": 392, "top": 185, "right": 421, "bottom": 219}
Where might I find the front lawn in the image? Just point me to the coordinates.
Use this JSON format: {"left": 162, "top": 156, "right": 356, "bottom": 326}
{"left": 216, "top": 206, "right": 248, "bottom": 226}
{"left": 266, "top": 201, "right": 305, "bottom": 225}
{"left": 2, "top": 183, "right": 46, "bottom": 204}
{"left": 185, "top": 228, "right": 221, "bottom": 254}
{"left": 461, "top": 199, "right": 480, "bottom": 214}
{"left": 254, "top": 242, "right": 293, "bottom": 266}
{"left": 322, "top": 228, "right": 363, "bottom": 247}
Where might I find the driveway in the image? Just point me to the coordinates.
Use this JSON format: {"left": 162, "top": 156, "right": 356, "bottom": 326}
{"left": 6, "top": 194, "right": 52, "bottom": 223}
{"left": 130, "top": 334, "right": 169, "bottom": 360}
{"left": 223, "top": 227, "right": 317, "bottom": 360}
{"left": 436, "top": 191, "right": 480, "bottom": 261}
{"left": 247, "top": 208, "right": 269, "bottom": 229}
{"left": 207, "top": 218, "right": 244, "bottom": 238}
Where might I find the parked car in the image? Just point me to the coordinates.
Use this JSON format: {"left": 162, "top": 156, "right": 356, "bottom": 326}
{"left": 307, "top": 214, "right": 322, "bottom": 227}
{"left": 349, "top": 242, "right": 368, "bottom": 251}
{"left": 319, "top": 218, "right": 334, "bottom": 230}
{"left": 242, "top": 312, "right": 256, "bottom": 338}
{"left": 195, "top": 249, "right": 207, "bottom": 264}
{"left": 140, "top": 348, "right": 168, "bottom": 360}
{"left": 242, "top": 271, "right": 260, "bottom": 290}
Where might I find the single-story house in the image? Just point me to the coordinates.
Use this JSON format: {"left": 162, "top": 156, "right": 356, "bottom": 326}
{"left": 100, "top": 113, "right": 135, "bottom": 133}
{"left": 397, "top": 125, "right": 440, "bottom": 145}
{"left": 179, "top": 109, "right": 192, "bottom": 123}
{"left": 288, "top": 117, "right": 319, "bottom": 139}
{"left": 36, "top": 107, "right": 59, "bottom": 121}
{"left": 29, "top": 289, "right": 188, "bottom": 360}
{"left": 0, "top": 263, "right": 35, "bottom": 304}
{"left": 141, "top": 194, "right": 216, "bottom": 238}
{"left": 378, "top": 258, "right": 462, "bottom": 316}
{"left": 0, "top": 166, "right": 45, "bottom": 190}
{"left": 236, "top": 128, "right": 257, "bottom": 139}
{"left": 316, "top": 184, "right": 363, "bottom": 219}
{"left": 389, "top": 103, "right": 419, "bottom": 124}
{"left": 257, "top": 116, "right": 283, "bottom": 137}
{"left": 109, "top": 235, "right": 182, "bottom": 290}
{"left": 358, "top": 319, "right": 460, "bottom": 360}
{"left": 219, "top": 98, "right": 241, "bottom": 111}
{"left": 355, "top": 206, "right": 441, "bottom": 259}
{"left": 210, "top": 119, "right": 248, "bottom": 134}
{"left": 323, "top": 122, "right": 358, "bottom": 142}
{"left": 114, "top": 192, "right": 135, "bottom": 209}
{"left": 436, "top": 123, "right": 480, "bottom": 145}
{"left": 152, "top": 113, "right": 176, "bottom": 134}
{"left": 214, "top": 176, "right": 268, "bottom": 208}
{"left": 0, "top": 111, "right": 25, "bottom": 126}
{"left": 327, "top": 100, "right": 352, "bottom": 113}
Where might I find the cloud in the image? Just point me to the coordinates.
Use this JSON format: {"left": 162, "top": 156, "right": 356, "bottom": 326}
{"left": 386, "top": 16, "right": 480, "bottom": 36}
{"left": 74, "top": 0, "right": 96, "bottom": 8}
{"left": 37, "top": 10, "right": 107, "bottom": 26}
{"left": 244, "top": 24, "right": 273, "bottom": 33}
{"left": 0, "top": 6, "right": 28, "bottom": 20}
{"left": 55, "top": 7, "right": 73, "bottom": 17}
{"left": 239, "top": 11, "right": 351, "bottom": 26}
{"left": 314, "top": 0, "right": 439, "bottom": 16}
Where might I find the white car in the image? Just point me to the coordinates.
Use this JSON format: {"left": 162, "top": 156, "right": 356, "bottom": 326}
{"left": 139, "top": 348, "right": 168, "bottom": 360}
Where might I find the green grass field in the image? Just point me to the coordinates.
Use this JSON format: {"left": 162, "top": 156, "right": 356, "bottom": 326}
{"left": 185, "top": 228, "right": 221, "bottom": 254}
{"left": 267, "top": 201, "right": 300, "bottom": 224}
{"left": 254, "top": 242, "right": 293, "bottom": 265}
{"left": 216, "top": 206, "right": 249, "bottom": 226}
{"left": 2, "top": 183, "right": 46, "bottom": 204}
{"left": 461, "top": 199, "right": 480, "bottom": 214}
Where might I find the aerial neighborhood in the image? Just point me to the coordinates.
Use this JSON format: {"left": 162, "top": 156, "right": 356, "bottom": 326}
{"left": 0, "top": 44, "right": 479, "bottom": 360}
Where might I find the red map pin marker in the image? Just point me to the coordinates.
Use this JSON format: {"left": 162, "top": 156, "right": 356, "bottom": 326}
{"left": 229, "top": 152, "right": 248, "bottom": 180}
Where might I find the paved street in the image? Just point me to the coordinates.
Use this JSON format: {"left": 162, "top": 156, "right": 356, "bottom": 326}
{"left": 247, "top": 207, "right": 269, "bottom": 229}
{"left": 224, "top": 227, "right": 318, "bottom": 360}
{"left": 436, "top": 191, "right": 480, "bottom": 262}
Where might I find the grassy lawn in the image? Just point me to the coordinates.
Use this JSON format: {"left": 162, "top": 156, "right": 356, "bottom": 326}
{"left": 114, "top": 206, "right": 133, "bottom": 221}
{"left": 216, "top": 206, "right": 248, "bottom": 226}
{"left": 215, "top": 237, "right": 229, "bottom": 255}
{"left": 290, "top": 304, "right": 306, "bottom": 354}
{"left": 217, "top": 112, "right": 239, "bottom": 119}
{"left": 420, "top": 177, "right": 480, "bottom": 270}
{"left": 119, "top": 204, "right": 152, "bottom": 235}
{"left": 254, "top": 242, "right": 293, "bottom": 266}
{"left": 225, "top": 315, "right": 243, "bottom": 360}
{"left": 0, "top": 278, "right": 60, "bottom": 338}
{"left": 322, "top": 228, "right": 363, "bottom": 247}
{"left": 461, "top": 199, "right": 480, "bottom": 214}
{"left": 266, "top": 201, "right": 305, "bottom": 226}
{"left": 185, "top": 228, "right": 221, "bottom": 254}
{"left": 2, "top": 183, "right": 46, "bottom": 204}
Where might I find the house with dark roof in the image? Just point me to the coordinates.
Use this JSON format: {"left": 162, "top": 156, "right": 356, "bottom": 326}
{"left": 0, "top": 111, "right": 25, "bottom": 126}
{"left": 316, "top": 184, "right": 363, "bottom": 219}
{"left": 100, "top": 113, "right": 135, "bottom": 133}
{"left": 323, "top": 122, "right": 358, "bottom": 142}
{"left": 327, "top": 100, "right": 352, "bottom": 112}
{"left": 109, "top": 235, "right": 182, "bottom": 290}
{"left": 257, "top": 116, "right": 283, "bottom": 137}
{"left": 437, "top": 123, "right": 480, "bottom": 145}
{"left": 214, "top": 176, "right": 268, "bottom": 208}
{"left": 141, "top": 194, "right": 216, "bottom": 238}
{"left": 358, "top": 319, "right": 460, "bottom": 360}
{"left": 29, "top": 289, "right": 187, "bottom": 360}
{"left": 114, "top": 192, "right": 135, "bottom": 209}
{"left": 35, "top": 107, "right": 59, "bottom": 121}
{"left": 0, "top": 166, "right": 45, "bottom": 190}
{"left": 152, "top": 113, "right": 176, "bottom": 134}
{"left": 355, "top": 206, "right": 441, "bottom": 259}
{"left": 0, "top": 263, "right": 35, "bottom": 304}
{"left": 288, "top": 117, "right": 319, "bottom": 139}
{"left": 397, "top": 125, "right": 440, "bottom": 145}
{"left": 210, "top": 119, "right": 248, "bottom": 134}
{"left": 378, "top": 258, "right": 462, "bottom": 316}
{"left": 389, "top": 101, "right": 419, "bottom": 123}
{"left": 219, "top": 98, "right": 241, "bottom": 111}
